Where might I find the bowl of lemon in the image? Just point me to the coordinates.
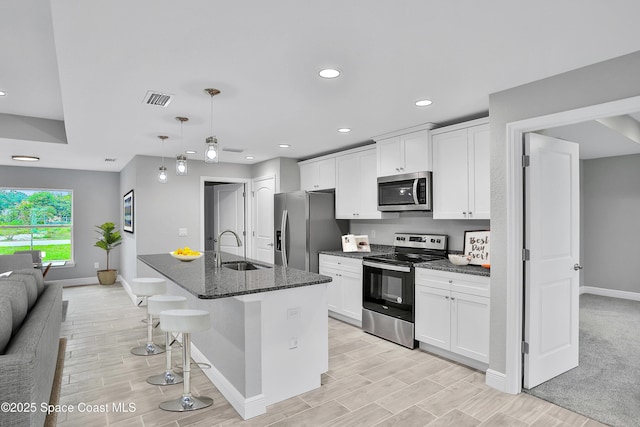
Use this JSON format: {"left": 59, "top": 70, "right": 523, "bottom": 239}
{"left": 170, "top": 247, "right": 202, "bottom": 262}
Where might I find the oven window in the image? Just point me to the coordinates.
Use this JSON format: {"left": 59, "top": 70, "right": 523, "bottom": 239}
{"left": 378, "top": 180, "right": 416, "bottom": 206}
{"left": 363, "top": 265, "right": 414, "bottom": 321}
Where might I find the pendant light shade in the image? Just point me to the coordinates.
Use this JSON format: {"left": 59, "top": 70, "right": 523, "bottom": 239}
{"left": 204, "top": 88, "right": 220, "bottom": 164}
{"left": 175, "top": 155, "right": 188, "bottom": 175}
{"left": 175, "top": 117, "right": 189, "bottom": 175}
{"left": 158, "top": 166, "right": 168, "bottom": 183}
{"left": 157, "top": 135, "right": 169, "bottom": 184}
{"left": 205, "top": 136, "right": 218, "bottom": 163}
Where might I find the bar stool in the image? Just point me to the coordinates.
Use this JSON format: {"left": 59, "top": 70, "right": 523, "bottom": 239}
{"left": 130, "top": 278, "right": 167, "bottom": 356}
{"left": 159, "top": 309, "right": 213, "bottom": 412}
{"left": 146, "top": 295, "right": 188, "bottom": 386}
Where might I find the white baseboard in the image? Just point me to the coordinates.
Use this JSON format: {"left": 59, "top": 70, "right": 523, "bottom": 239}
{"left": 189, "top": 342, "right": 266, "bottom": 420}
{"left": 580, "top": 286, "right": 640, "bottom": 301}
{"left": 118, "top": 276, "right": 139, "bottom": 305}
{"left": 486, "top": 369, "right": 510, "bottom": 393}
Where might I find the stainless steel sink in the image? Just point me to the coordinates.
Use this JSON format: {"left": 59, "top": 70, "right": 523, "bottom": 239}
{"left": 222, "top": 261, "right": 272, "bottom": 271}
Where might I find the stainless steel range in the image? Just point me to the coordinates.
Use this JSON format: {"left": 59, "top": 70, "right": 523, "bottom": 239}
{"left": 362, "top": 233, "right": 448, "bottom": 348}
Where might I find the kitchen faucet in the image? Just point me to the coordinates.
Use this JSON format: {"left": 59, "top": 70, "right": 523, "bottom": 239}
{"left": 216, "top": 229, "right": 243, "bottom": 267}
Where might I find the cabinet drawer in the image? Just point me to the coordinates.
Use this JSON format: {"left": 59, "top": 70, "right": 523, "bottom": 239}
{"left": 319, "top": 254, "right": 362, "bottom": 274}
{"left": 415, "top": 268, "right": 489, "bottom": 298}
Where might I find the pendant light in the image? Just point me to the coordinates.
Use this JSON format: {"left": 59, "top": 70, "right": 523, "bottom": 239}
{"left": 157, "top": 135, "right": 168, "bottom": 183}
{"left": 204, "top": 88, "right": 220, "bottom": 164}
{"left": 175, "top": 116, "right": 189, "bottom": 175}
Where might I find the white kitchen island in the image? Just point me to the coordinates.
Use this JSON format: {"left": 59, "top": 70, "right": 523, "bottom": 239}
{"left": 138, "top": 252, "right": 330, "bottom": 419}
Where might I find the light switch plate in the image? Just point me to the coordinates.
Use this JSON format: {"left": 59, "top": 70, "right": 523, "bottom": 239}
{"left": 178, "top": 228, "right": 188, "bottom": 236}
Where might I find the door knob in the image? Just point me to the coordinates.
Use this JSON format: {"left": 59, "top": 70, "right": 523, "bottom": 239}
{"left": 267, "top": 243, "right": 274, "bottom": 247}
{"left": 573, "top": 263, "right": 583, "bottom": 270}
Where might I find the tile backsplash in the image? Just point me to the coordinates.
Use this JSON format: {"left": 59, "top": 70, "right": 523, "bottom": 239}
{"left": 349, "top": 212, "right": 489, "bottom": 252}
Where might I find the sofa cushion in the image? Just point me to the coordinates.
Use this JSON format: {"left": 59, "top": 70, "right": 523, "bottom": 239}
{"left": 5, "top": 272, "right": 39, "bottom": 308}
{"left": 0, "top": 281, "right": 28, "bottom": 334}
{"left": 0, "top": 296, "right": 11, "bottom": 353}
{"left": 0, "top": 253, "right": 34, "bottom": 274}
{"left": 11, "top": 268, "right": 45, "bottom": 296}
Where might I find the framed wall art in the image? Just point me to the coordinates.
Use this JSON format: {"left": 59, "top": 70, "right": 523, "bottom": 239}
{"left": 123, "top": 189, "right": 134, "bottom": 233}
{"left": 464, "top": 230, "right": 489, "bottom": 265}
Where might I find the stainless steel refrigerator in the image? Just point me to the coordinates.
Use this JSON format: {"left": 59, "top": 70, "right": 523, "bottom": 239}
{"left": 274, "top": 191, "right": 348, "bottom": 273}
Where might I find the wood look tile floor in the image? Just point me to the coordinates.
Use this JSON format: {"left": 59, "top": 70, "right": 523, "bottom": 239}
{"left": 58, "top": 284, "right": 604, "bottom": 427}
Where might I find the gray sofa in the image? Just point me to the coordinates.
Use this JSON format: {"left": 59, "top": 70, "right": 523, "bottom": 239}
{"left": 0, "top": 253, "right": 63, "bottom": 427}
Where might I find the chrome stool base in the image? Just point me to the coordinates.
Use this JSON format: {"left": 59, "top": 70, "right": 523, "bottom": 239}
{"left": 147, "top": 370, "right": 183, "bottom": 386}
{"left": 159, "top": 395, "right": 213, "bottom": 412}
{"left": 131, "top": 343, "right": 165, "bottom": 356}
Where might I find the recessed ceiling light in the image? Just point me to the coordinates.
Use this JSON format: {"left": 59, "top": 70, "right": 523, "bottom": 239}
{"left": 319, "top": 68, "right": 341, "bottom": 79}
{"left": 12, "top": 155, "right": 39, "bottom": 162}
{"left": 185, "top": 150, "right": 197, "bottom": 154}
{"left": 337, "top": 128, "right": 351, "bottom": 133}
{"left": 415, "top": 99, "right": 433, "bottom": 107}
{"left": 279, "top": 144, "right": 290, "bottom": 148}
{"left": 245, "top": 156, "right": 254, "bottom": 160}
{"left": 0, "top": 91, "right": 6, "bottom": 97}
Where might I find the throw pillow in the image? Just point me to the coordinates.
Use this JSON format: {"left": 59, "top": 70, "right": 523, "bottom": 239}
{"left": 12, "top": 268, "right": 45, "bottom": 295}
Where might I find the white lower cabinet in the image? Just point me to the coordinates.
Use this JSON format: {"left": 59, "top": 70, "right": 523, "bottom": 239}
{"left": 415, "top": 268, "right": 490, "bottom": 364}
{"left": 319, "top": 254, "right": 362, "bottom": 325}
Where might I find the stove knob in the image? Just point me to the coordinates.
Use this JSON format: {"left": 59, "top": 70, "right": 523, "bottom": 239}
{"left": 430, "top": 238, "right": 435, "bottom": 243}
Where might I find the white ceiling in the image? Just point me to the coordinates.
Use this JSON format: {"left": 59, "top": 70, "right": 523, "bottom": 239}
{"left": 2, "top": 0, "right": 640, "bottom": 172}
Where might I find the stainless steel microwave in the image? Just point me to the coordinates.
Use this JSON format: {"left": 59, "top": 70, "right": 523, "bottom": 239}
{"left": 377, "top": 171, "right": 432, "bottom": 211}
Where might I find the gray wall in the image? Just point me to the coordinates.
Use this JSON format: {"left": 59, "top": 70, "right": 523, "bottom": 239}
{"left": 582, "top": 154, "right": 640, "bottom": 293}
{"left": 489, "top": 50, "right": 640, "bottom": 374}
{"left": 251, "top": 157, "right": 300, "bottom": 193}
{"left": 120, "top": 155, "right": 252, "bottom": 286}
{"left": 350, "top": 213, "right": 489, "bottom": 252}
{"left": 0, "top": 165, "right": 120, "bottom": 281}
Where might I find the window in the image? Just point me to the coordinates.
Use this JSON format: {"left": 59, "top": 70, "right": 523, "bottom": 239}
{"left": 0, "top": 188, "right": 73, "bottom": 265}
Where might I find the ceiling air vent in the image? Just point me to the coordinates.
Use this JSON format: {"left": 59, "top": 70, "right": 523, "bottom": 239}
{"left": 222, "top": 148, "right": 244, "bottom": 153}
{"left": 142, "top": 90, "right": 173, "bottom": 108}
{"left": 104, "top": 158, "right": 117, "bottom": 162}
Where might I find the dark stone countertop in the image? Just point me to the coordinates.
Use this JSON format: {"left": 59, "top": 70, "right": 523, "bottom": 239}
{"left": 138, "top": 251, "right": 331, "bottom": 299}
{"left": 415, "top": 259, "right": 491, "bottom": 277}
{"left": 318, "top": 244, "right": 394, "bottom": 259}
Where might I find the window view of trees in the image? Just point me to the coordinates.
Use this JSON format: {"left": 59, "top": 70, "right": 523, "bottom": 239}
{"left": 0, "top": 189, "right": 73, "bottom": 263}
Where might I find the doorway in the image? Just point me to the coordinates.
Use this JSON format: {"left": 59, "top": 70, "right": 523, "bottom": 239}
{"left": 201, "top": 177, "right": 251, "bottom": 258}
{"left": 504, "top": 95, "right": 640, "bottom": 395}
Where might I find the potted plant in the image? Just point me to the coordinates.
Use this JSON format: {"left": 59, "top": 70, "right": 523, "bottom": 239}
{"left": 94, "top": 221, "right": 122, "bottom": 285}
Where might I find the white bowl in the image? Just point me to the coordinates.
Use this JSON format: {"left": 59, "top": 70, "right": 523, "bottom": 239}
{"left": 448, "top": 254, "right": 471, "bottom": 266}
{"left": 170, "top": 252, "right": 203, "bottom": 262}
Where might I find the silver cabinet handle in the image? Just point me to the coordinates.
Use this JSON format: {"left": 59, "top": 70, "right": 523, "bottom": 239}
{"left": 445, "top": 296, "right": 449, "bottom": 300}
{"left": 574, "top": 264, "right": 583, "bottom": 270}
{"left": 451, "top": 297, "right": 456, "bottom": 301}
{"left": 448, "top": 280, "right": 453, "bottom": 284}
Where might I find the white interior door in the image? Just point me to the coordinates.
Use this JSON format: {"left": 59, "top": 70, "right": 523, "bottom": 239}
{"left": 252, "top": 176, "right": 275, "bottom": 263}
{"left": 213, "top": 183, "right": 245, "bottom": 257}
{"left": 524, "top": 133, "right": 580, "bottom": 389}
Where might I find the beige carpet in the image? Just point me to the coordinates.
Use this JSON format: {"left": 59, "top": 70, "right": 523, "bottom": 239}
{"left": 44, "top": 337, "right": 66, "bottom": 427}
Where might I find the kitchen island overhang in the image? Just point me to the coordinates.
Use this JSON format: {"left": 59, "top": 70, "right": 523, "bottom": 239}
{"left": 137, "top": 251, "right": 331, "bottom": 419}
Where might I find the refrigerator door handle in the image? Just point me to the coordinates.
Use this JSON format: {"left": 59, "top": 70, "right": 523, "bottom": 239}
{"left": 281, "top": 209, "right": 288, "bottom": 267}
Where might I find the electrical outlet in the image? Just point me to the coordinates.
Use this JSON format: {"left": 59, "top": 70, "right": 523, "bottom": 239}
{"left": 371, "top": 229, "right": 376, "bottom": 238}
{"left": 178, "top": 228, "right": 188, "bottom": 237}
{"left": 94, "top": 262, "right": 99, "bottom": 269}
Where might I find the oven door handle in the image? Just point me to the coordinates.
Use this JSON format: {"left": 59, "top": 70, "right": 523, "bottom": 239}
{"left": 363, "top": 260, "right": 411, "bottom": 273}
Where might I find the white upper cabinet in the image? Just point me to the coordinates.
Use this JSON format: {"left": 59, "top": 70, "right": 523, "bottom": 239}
{"left": 299, "top": 157, "right": 336, "bottom": 191}
{"left": 335, "top": 147, "right": 394, "bottom": 219}
{"left": 376, "top": 129, "right": 431, "bottom": 177}
{"left": 432, "top": 119, "right": 490, "bottom": 220}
